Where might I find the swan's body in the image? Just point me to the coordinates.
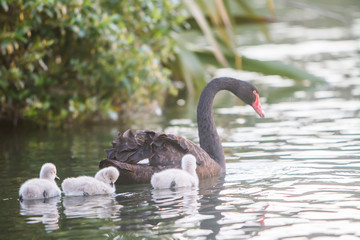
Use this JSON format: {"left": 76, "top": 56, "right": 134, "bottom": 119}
{"left": 100, "top": 77, "right": 265, "bottom": 184}
{"left": 62, "top": 177, "right": 114, "bottom": 196}
{"left": 61, "top": 167, "right": 119, "bottom": 196}
{"left": 19, "top": 163, "right": 61, "bottom": 200}
{"left": 151, "top": 154, "right": 198, "bottom": 189}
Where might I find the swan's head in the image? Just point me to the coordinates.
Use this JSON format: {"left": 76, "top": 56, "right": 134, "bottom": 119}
{"left": 234, "top": 80, "right": 265, "bottom": 118}
{"left": 181, "top": 154, "right": 197, "bottom": 172}
{"left": 95, "top": 167, "right": 120, "bottom": 187}
{"left": 39, "top": 163, "right": 60, "bottom": 181}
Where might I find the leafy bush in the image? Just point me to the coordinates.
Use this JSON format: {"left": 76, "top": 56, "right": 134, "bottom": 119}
{"left": 0, "top": 0, "right": 184, "bottom": 126}
{"left": 0, "top": 0, "right": 323, "bottom": 127}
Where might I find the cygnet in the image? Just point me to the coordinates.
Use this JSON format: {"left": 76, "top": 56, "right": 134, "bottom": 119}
{"left": 151, "top": 154, "right": 199, "bottom": 189}
{"left": 61, "top": 167, "right": 119, "bottom": 196}
{"left": 19, "top": 163, "right": 61, "bottom": 200}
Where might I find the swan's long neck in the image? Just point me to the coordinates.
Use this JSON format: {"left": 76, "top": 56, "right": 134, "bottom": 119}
{"left": 197, "top": 78, "right": 238, "bottom": 168}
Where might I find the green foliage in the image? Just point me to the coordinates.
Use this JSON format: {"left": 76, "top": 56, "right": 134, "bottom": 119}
{"left": 0, "top": 0, "right": 184, "bottom": 126}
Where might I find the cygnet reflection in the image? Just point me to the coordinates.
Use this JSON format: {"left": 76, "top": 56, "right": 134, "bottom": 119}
{"left": 151, "top": 187, "right": 199, "bottom": 216}
{"left": 63, "top": 195, "right": 122, "bottom": 219}
{"left": 19, "top": 196, "right": 61, "bottom": 231}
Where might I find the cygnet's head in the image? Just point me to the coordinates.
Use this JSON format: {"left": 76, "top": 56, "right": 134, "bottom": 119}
{"left": 95, "top": 167, "right": 120, "bottom": 187}
{"left": 39, "top": 163, "right": 60, "bottom": 181}
{"left": 181, "top": 154, "right": 197, "bottom": 172}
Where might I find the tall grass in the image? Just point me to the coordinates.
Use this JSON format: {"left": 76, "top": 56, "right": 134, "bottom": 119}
{"left": 169, "top": 0, "right": 323, "bottom": 94}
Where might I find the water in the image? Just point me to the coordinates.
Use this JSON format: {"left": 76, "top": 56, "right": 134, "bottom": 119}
{"left": 1, "top": 1, "right": 360, "bottom": 239}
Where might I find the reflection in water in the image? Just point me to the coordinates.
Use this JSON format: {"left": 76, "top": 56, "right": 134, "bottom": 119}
{"left": 151, "top": 187, "right": 199, "bottom": 215}
{"left": 113, "top": 177, "right": 228, "bottom": 239}
{"left": 19, "top": 196, "right": 60, "bottom": 232}
{"left": 151, "top": 187, "right": 201, "bottom": 238}
{"left": 63, "top": 195, "right": 122, "bottom": 219}
{"left": 112, "top": 176, "right": 269, "bottom": 239}
{"left": 113, "top": 185, "right": 206, "bottom": 238}
{"left": 196, "top": 177, "right": 226, "bottom": 239}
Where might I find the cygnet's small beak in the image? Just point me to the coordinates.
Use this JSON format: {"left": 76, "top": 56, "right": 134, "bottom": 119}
{"left": 55, "top": 175, "right": 60, "bottom": 181}
{"left": 110, "top": 182, "right": 114, "bottom": 188}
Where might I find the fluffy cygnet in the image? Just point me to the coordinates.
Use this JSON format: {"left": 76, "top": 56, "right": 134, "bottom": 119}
{"left": 61, "top": 167, "right": 119, "bottom": 196}
{"left": 19, "top": 163, "right": 61, "bottom": 200}
{"left": 151, "top": 154, "right": 199, "bottom": 189}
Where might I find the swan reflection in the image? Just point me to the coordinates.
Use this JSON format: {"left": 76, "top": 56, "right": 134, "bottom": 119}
{"left": 63, "top": 195, "right": 122, "bottom": 219}
{"left": 19, "top": 196, "right": 60, "bottom": 231}
{"left": 151, "top": 187, "right": 200, "bottom": 216}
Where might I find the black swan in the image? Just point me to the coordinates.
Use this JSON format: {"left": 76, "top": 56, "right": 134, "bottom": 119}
{"left": 100, "top": 77, "right": 265, "bottom": 184}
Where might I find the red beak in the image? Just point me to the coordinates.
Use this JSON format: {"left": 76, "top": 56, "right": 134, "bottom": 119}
{"left": 251, "top": 90, "right": 265, "bottom": 118}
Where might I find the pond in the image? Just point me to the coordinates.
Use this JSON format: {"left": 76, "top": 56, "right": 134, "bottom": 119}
{"left": 1, "top": 1, "right": 360, "bottom": 239}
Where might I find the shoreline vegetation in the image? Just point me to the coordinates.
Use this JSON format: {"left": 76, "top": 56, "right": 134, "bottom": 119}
{"left": 0, "top": 0, "right": 323, "bottom": 127}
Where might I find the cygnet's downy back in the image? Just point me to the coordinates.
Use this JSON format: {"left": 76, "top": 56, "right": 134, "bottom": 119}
{"left": 62, "top": 167, "right": 120, "bottom": 196}
{"left": 151, "top": 154, "right": 199, "bottom": 189}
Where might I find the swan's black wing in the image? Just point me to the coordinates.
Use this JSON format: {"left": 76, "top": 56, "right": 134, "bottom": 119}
{"left": 99, "top": 160, "right": 160, "bottom": 184}
{"left": 100, "top": 129, "right": 222, "bottom": 184}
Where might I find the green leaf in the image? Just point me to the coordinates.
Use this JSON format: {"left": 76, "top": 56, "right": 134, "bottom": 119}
{"left": 242, "top": 57, "right": 325, "bottom": 84}
{"left": 0, "top": 0, "right": 8, "bottom": 12}
{"left": 195, "top": 51, "right": 325, "bottom": 84}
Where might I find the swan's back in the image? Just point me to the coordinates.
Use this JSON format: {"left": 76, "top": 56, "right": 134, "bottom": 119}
{"left": 151, "top": 169, "right": 194, "bottom": 189}
{"left": 19, "top": 163, "right": 61, "bottom": 200}
{"left": 62, "top": 176, "right": 115, "bottom": 196}
{"left": 19, "top": 179, "right": 61, "bottom": 200}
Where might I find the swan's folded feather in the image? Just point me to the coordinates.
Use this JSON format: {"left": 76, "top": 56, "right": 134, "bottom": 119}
{"left": 101, "top": 129, "right": 223, "bottom": 184}
{"left": 106, "top": 130, "right": 152, "bottom": 164}
{"left": 99, "top": 159, "right": 160, "bottom": 184}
